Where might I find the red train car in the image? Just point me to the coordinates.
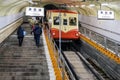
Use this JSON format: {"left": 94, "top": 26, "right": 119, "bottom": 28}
{"left": 46, "top": 9, "right": 80, "bottom": 40}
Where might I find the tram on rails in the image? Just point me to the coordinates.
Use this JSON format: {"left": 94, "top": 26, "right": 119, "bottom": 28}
{"left": 46, "top": 9, "right": 80, "bottom": 40}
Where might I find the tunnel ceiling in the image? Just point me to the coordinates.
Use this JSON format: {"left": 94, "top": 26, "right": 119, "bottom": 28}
{"left": 0, "top": 0, "right": 120, "bottom": 16}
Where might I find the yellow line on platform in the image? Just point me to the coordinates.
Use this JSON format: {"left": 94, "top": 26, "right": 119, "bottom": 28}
{"left": 80, "top": 34, "right": 120, "bottom": 64}
{"left": 44, "top": 30, "right": 69, "bottom": 80}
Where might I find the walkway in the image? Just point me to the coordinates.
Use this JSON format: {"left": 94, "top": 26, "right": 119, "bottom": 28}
{"left": 0, "top": 23, "right": 50, "bottom": 80}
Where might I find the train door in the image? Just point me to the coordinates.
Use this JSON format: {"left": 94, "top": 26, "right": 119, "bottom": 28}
{"left": 61, "top": 12, "right": 68, "bottom": 33}
{"left": 62, "top": 18, "right": 68, "bottom": 33}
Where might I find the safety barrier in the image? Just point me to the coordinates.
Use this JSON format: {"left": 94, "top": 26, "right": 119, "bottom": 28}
{"left": 80, "top": 34, "right": 120, "bottom": 64}
{"left": 44, "top": 28, "right": 69, "bottom": 80}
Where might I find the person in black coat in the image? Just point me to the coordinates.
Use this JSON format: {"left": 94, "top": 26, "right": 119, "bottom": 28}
{"left": 17, "top": 26, "right": 24, "bottom": 46}
{"left": 33, "top": 23, "right": 42, "bottom": 47}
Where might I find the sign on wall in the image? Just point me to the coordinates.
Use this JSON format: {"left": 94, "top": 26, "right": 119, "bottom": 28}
{"left": 97, "top": 10, "right": 114, "bottom": 20}
{"left": 25, "top": 7, "right": 44, "bottom": 16}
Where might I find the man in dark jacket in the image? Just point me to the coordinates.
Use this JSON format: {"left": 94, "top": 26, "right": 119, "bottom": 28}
{"left": 33, "top": 23, "right": 42, "bottom": 47}
{"left": 17, "top": 26, "right": 24, "bottom": 46}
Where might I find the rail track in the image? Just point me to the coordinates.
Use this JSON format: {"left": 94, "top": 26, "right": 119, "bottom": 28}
{"left": 56, "top": 41, "right": 113, "bottom": 80}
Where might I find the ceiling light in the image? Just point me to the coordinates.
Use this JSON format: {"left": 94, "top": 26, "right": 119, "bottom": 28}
{"left": 67, "top": 5, "right": 70, "bottom": 7}
{"left": 81, "top": 5, "right": 85, "bottom": 7}
{"left": 89, "top": 4, "right": 95, "bottom": 7}
{"left": 75, "top": 5, "right": 79, "bottom": 7}
{"left": 71, "top": 5, "right": 74, "bottom": 7}
{"left": 101, "top": 3, "right": 108, "bottom": 6}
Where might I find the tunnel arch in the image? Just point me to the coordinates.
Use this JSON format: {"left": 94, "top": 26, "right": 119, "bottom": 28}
{"left": 43, "top": 4, "right": 58, "bottom": 20}
{"left": 44, "top": 4, "right": 58, "bottom": 10}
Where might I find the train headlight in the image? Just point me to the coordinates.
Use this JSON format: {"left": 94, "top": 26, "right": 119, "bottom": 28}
{"left": 76, "top": 33, "right": 79, "bottom": 36}
{"left": 52, "top": 32, "right": 55, "bottom": 35}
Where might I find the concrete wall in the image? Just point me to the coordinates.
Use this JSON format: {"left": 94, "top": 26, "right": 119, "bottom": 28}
{"left": 79, "top": 15, "right": 120, "bottom": 43}
{"left": 0, "top": 18, "right": 23, "bottom": 43}
{"left": 0, "top": 13, "right": 23, "bottom": 44}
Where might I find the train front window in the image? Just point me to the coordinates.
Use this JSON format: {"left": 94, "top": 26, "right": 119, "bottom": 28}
{"left": 53, "top": 17, "right": 60, "bottom": 25}
{"left": 63, "top": 19, "right": 67, "bottom": 25}
{"left": 69, "top": 17, "right": 76, "bottom": 26}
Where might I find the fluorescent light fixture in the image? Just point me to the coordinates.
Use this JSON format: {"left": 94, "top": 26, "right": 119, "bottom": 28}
{"left": 81, "top": 5, "right": 85, "bottom": 7}
{"left": 28, "top": 0, "right": 34, "bottom": 4}
{"left": 89, "top": 4, "right": 95, "bottom": 7}
{"left": 67, "top": 5, "right": 70, "bottom": 7}
{"left": 75, "top": 5, "right": 79, "bottom": 7}
{"left": 27, "top": 0, "right": 37, "bottom": 5}
{"left": 71, "top": 5, "right": 74, "bottom": 7}
{"left": 101, "top": 3, "right": 108, "bottom": 6}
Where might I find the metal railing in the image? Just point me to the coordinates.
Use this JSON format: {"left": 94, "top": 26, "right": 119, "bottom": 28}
{"left": 45, "top": 27, "right": 77, "bottom": 80}
{"left": 79, "top": 23, "right": 120, "bottom": 79}
{"left": 79, "top": 25, "right": 120, "bottom": 58}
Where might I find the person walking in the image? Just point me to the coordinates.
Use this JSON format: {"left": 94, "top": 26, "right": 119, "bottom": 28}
{"left": 17, "top": 26, "right": 25, "bottom": 46}
{"left": 33, "top": 23, "right": 42, "bottom": 47}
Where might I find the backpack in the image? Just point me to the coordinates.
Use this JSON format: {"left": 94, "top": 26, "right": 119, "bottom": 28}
{"left": 34, "top": 26, "right": 42, "bottom": 35}
{"left": 17, "top": 27, "right": 24, "bottom": 37}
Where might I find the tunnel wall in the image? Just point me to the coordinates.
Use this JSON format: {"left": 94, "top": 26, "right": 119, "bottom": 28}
{"left": 0, "top": 18, "right": 23, "bottom": 44}
{"left": 0, "top": 12, "right": 23, "bottom": 29}
{"left": 0, "top": 12, "right": 24, "bottom": 44}
{"left": 78, "top": 15, "right": 120, "bottom": 43}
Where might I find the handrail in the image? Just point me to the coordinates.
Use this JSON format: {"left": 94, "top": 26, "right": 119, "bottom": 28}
{"left": 79, "top": 21, "right": 120, "bottom": 44}
{"left": 45, "top": 27, "right": 77, "bottom": 80}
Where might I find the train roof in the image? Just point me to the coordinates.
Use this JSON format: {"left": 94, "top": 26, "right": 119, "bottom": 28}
{"left": 48, "top": 10, "right": 78, "bottom": 14}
